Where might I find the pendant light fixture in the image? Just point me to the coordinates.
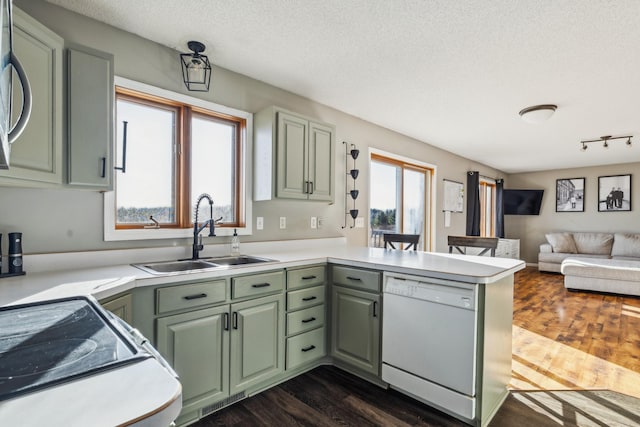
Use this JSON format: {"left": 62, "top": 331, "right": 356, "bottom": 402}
{"left": 180, "top": 41, "right": 212, "bottom": 92}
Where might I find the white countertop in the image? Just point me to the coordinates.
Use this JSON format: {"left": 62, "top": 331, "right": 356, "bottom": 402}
{"left": 0, "top": 242, "right": 525, "bottom": 307}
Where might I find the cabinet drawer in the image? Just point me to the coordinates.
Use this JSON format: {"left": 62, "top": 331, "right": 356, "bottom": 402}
{"left": 232, "top": 270, "right": 285, "bottom": 299}
{"left": 287, "top": 265, "right": 326, "bottom": 290}
{"left": 332, "top": 265, "right": 381, "bottom": 292}
{"left": 286, "top": 327, "right": 325, "bottom": 370}
{"left": 287, "top": 285, "right": 325, "bottom": 311}
{"left": 156, "top": 280, "right": 226, "bottom": 314}
{"left": 287, "top": 305, "right": 325, "bottom": 336}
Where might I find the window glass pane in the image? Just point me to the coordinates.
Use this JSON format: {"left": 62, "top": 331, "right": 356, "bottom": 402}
{"left": 370, "top": 160, "right": 399, "bottom": 247}
{"left": 191, "top": 114, "right": 237, "bottom": 223}
{"left": 403, "top": 169, "right": 425, "bottom": 249}
{"left": 115, "top": 99, "right": 176, "bottom": 224}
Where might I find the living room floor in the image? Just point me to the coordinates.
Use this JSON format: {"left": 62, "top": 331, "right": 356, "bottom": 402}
{"left": 510, "top": 266, "right": 640, "bottom": 399}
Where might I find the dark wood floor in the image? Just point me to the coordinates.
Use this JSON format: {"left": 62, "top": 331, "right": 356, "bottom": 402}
{"left": 190, "top": 267, "right": 640, "bottom": 426}
{"left": 195, "top": 365, "right": 466, "bottom": 427}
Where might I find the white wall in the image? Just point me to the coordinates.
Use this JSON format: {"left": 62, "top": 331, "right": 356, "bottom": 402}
{"left": 506, "top": 161, "right": 640, "bottom": 263}
{"left": 1, "top": 0, "right": 504, "bottom": 255}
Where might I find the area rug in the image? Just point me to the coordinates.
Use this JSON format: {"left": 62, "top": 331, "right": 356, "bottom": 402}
{"left": 491, "top": 390, "right": 640, "bottom": 426}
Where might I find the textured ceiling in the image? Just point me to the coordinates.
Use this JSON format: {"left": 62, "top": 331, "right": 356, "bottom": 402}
{"left": 46, "top": 0, "right": 640, "bottom": 173}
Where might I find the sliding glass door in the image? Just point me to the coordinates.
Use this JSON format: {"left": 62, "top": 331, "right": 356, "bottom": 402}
{"left": 369, "top": 153, "right": 432, "bottom": 250}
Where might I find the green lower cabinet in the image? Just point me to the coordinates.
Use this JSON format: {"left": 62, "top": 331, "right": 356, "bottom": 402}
{"left": 156, "top": 305, "right": 230, "bottom": 420}
{"left": 331, "top": 286, "right": 381, "bottom": 376}
{"left": 230, "top": 294, "right": 285, "bottom": 394}
{"left": 100, "top": 293, "right": 133, "bottom": 324}
{"left": 286, "top": 327, "right": 325, "bottom": 370}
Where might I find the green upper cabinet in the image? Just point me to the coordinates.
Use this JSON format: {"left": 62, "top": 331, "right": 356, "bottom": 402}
{"left": 67, "top": 44, "right": 114, "bottom": 189}
{"left": 254, "top": 106, "right": 334, "bottom": 202}
{"left": 0, "top": 7, "right": 63, "bottom": 186}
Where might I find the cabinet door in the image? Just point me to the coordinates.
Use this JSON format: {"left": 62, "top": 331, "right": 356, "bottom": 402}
{"left": 230, "top": 293, "right": 284, "bottom": 394}
{"left": 156, "top": 306, "right": 230, "bottom": 416}
{"left": 276, "top": 112, "right": 308, "bottom": 199}
{"left": 0, "top": 8, "right": 63, "bottom": 185}
{"left": 100, "top": 293, "right": 133, "bottom": 324}
{"left": 308, "top": 121, "right": 334, "bottom": 202}
{"left": 331, "top": 286, "right": 380, "bottom": 376}
{"left": 67, "top": 45, "right": 114, "bottom": 188}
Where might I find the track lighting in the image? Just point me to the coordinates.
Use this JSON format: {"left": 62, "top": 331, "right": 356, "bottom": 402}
{"left": 580, "top": 135, "right": 633, "bottom": 151}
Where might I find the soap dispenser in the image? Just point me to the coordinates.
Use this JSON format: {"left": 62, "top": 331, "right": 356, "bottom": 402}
{"left": 230, "top": 229, "right": 240, "bottom": 256}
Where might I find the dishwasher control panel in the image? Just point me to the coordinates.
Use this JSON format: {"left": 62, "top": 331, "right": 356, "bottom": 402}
{"left": 384, "top": 275, "right": 476, "bottom": 310}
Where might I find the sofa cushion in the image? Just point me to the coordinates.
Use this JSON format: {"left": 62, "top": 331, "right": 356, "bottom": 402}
{"left": 561, "top": 257, "right": 640, "bottom": 282}
{"left": 539, "top": 252, "right": 608, "bottom": 264}
{"left": 545, "top": 232, "right": 578, "bottom": 253}
{"left": 572, "top": 233, "right": 614, "bottom": 255}
{"left": 611, "top": 233, "right": 640, "bottom": 258}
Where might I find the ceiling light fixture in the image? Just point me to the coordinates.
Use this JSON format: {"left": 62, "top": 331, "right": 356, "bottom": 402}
{"left": 518, "top": 104, "right": 557, "bottom": 124}
{"left": 580, "top": 135, "right": 633, "bottom": 152}
{"left": 180, "top": 41, "right": 212, "bottom": 92}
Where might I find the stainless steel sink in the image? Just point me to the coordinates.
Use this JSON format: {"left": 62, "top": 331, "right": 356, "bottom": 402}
{"left": 133, "top": 255, "right": 275, "bottom": 275}
{"left": 133, "top": 259, "right": 219, "bottom": 274}
{"left": 202, "top": 255, "right": 275, "bottom": 266}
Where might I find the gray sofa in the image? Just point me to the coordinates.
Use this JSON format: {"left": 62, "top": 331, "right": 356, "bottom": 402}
{"left": 538, "top": 232, "right": 640, "bottom": 296}
{"left": 538, "top": 232, "right": 640, "bottom": 272}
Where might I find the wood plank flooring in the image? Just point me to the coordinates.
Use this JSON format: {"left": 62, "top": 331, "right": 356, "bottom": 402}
{"left": 510, "top": 267, "right": 640, "bottom": 398}
{"left": 190, "top": 267, "right": 640, "bottom": 426}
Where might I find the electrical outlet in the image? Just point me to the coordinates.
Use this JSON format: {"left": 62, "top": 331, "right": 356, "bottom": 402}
{"left": 256, "top": 217, "right": 264, "bottom": 230}
{"left": 279, "top": 217, "right": 286, "bottom": 229}
{"left": 317, "top": 217, "right": 324, "bottom": 228}
{"left": 310, "top": 217, "right": 317, "bottom": 229}
{"left": 355, "top": 217, "right": 365, "bottom": 228}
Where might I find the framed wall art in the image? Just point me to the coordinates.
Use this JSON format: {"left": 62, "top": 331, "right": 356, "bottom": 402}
{"left": 598, "top": 174, "right": 631, "bottom": 212}
{"left": 556, "top": 178, "right": 585, "bottom": 212}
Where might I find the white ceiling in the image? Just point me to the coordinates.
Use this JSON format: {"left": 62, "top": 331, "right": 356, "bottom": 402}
{"left": 46, "top": 0, "right": 640, "bottom": 173}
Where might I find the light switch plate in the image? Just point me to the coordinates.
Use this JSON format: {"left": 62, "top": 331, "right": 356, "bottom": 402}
{"left": 355, "top": 217, "right": 365, "bottom": 228}
{"left": 310, "top": 217, "right": 317, "bottom": 229}
{"left": 256, "top": 217, "right": 264, "bottom": 230}
{"left": 279, "top": 217, "right": 286, "bottom": 229}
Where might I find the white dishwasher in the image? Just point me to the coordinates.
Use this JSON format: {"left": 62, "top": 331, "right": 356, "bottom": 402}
{"left": 382, "top": 272, "right": 478, "bottom": 422}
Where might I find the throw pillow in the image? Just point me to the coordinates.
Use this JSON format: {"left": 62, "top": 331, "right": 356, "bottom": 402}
{"left": 545, "top": 232, "right": 578, "bottom": 253}
{"left": 573, "top": 233, "right": 614, "bottom": 255}
{"left": 611, "top": 233, "right": 640, "bottom": 258}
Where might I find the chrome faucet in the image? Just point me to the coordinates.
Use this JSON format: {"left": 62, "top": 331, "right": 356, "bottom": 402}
{"left": 192, "top": 193, "right": 216, "bottom": 260}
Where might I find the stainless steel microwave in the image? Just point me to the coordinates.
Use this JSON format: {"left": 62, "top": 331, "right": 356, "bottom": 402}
{"left": 0, "top": 0, "right": 31, "bottom": 170}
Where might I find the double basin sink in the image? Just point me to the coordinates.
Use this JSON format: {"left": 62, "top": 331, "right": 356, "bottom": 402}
{"left": 133, "top": 255, "right": 276, "bottom": 275}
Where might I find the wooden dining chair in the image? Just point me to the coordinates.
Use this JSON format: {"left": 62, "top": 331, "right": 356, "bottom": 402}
{"left": 447, "top": 235, "right": 498, "bottom": 257}
{"left": 383, "top": 233, "right": 420, "bottom": 250}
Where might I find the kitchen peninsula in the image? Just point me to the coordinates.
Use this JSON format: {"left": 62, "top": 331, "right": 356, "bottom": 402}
{"left": 0, "top": 240, "right": 524, "bottom": 427}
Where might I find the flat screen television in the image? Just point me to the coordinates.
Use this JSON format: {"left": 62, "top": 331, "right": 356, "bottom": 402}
{"left": 503, "top": 189, "right": 544, "bottom": 215}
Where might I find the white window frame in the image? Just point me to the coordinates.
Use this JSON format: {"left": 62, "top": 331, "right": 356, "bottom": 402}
{"left": 104, "top": 77, "right": 253, "bottom": 241}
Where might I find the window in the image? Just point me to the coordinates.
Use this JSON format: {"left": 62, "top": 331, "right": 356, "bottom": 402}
{"left": 479, "top": 178, "right": 496, "bottom": 237}
{"left": 105, "top": 77, "right": 252, "bottom": 241}
{"left": 369, "top": 152, "right": 434, "bottom": 251}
